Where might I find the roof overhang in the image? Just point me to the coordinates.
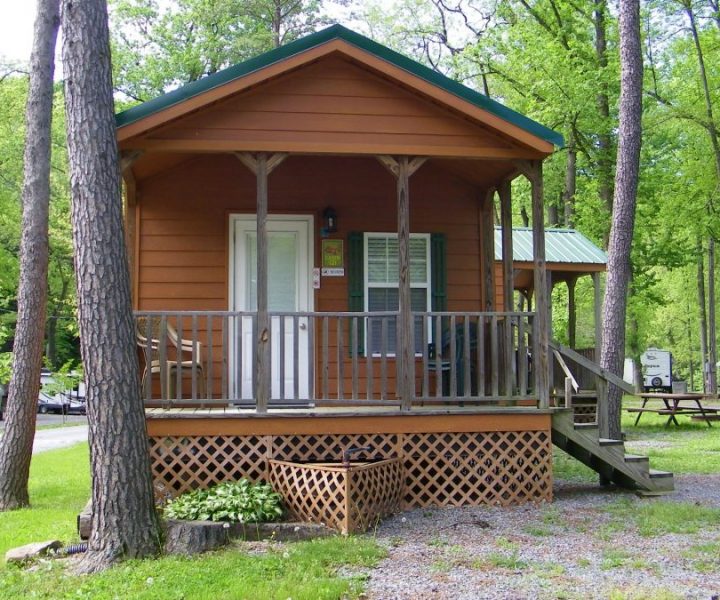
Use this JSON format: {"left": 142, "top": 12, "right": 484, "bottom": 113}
{"left": 117, "top": 25, "right": 561, "bottom": 155}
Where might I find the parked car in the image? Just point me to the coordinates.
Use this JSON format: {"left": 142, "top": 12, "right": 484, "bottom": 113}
{"left": 37, "top": 392, "right": 86, "bottom": 415}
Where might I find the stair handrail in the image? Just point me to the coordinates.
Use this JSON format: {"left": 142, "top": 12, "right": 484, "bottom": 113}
{"left": 549, "top": 340, "right": 635, "bottom": 396}
{"left": 552, "top": 349, "right": 579, "bottom": 393}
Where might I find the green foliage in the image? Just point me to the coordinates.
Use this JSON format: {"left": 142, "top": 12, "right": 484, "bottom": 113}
{"left": 109, "top": 0, "right": 329, "bottom": 103}
{"left": 164, "top": 479, "right": 284, "bottom": 523}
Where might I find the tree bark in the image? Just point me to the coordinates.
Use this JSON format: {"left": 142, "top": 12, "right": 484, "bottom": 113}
{"left": 0, "top": 0, "right": 59, "bottom": 511}
{"left": 594, "top": 0, "right": 614, "bottom": 239}
{"left": 697, "top": 239, "right": 709, "bottom": 393}
{"left": 708, "top": 238, "right": 717, "bottom": 394}
{"left": 62, "top": 0, "right": 160, "bottom": 572}
{"left": 599, "top": 0, "right": 643, "bottom": 440}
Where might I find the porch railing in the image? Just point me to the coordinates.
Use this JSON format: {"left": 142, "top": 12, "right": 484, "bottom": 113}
{"left": 135, "top": 310, "right": 536, "bottom": 410}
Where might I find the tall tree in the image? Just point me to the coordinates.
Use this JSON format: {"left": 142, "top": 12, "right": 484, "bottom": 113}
{"left": 599, "top": 0, "right": 643, "bottom": 440}
{"left": 0, "top": 0, "right": 60, "bottom": 511}
{"left": 62, "top": 0, "right": 160, "bottom": 572}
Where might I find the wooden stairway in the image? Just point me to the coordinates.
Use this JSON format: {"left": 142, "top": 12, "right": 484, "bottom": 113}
{"left": 551, "top": 408, "right": 674, "bottom": 494}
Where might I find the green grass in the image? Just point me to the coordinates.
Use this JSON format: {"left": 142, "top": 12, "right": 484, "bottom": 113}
{"left": 0, "top": 443, "right": 90, "bottom": 558}
{"left": 36, "top": 421, "right": 87, "bottom": 431}
{"left": 604, "top": 498, "right": 720, "bottom": 537}
{"left": 0, "top": 536, "right": 384, "bottom": 600}
{"left": 0, "top": 443, "right": 385, "bottom": 600}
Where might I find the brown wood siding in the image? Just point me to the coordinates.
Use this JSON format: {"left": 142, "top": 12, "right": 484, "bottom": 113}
{"left": 138, "top": 56, "right": 528, "bottom": 159}
{"left": 137, "top": 154, "right": 486, "bottom": 397}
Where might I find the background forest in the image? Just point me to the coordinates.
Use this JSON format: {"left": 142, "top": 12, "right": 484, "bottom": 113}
{"left": 0, "top": 0, "right": 718, "bottom": 390}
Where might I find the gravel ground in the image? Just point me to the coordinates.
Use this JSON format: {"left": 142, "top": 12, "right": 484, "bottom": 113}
{"left": 363, "top": 475, "right": 720, "bottom": 600}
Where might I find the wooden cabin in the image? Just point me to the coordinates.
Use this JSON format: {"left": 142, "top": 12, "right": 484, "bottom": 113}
{"left": 118, "top": 25, "right": 671, "bottom": 512}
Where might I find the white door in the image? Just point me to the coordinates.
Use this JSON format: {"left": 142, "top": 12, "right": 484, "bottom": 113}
{"left": 232, "top": 216, "right": 313, "bottom": 403}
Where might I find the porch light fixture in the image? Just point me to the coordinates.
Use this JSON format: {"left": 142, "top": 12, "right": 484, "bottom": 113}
{"left": 322, "top": 206, "right": 338, "bottom": 236}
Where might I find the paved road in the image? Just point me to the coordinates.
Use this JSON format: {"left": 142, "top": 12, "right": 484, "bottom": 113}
{"left": 32, "top": 425, "right": 88, "bottom": 454}
{"left": 0, "top": 415, "right": 89, "bottom": 454}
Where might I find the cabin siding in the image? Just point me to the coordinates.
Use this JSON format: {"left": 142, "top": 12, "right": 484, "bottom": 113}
{"left": 140, "top": 56, "right": 523, "bottom": 159}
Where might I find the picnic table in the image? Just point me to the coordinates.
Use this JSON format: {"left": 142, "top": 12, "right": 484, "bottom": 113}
{"left": 627, "top": 392, "right": 718, "bottom": 427}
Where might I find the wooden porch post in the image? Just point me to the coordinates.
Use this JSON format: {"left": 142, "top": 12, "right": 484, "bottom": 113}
{"left": 120, "top": 151, "right": 142, "bottom": 309}
{"left": 592, "top": 271, "right": 608, "bottom": 436}
{"left": 498, "top": 180, "right": 514, "bottom": 396}
{"left": 236, "top": 152, "right": 287, "bottom": 412}
{"left": 593, "top": 272, "right": 603, "bottom": 355}
{"left": 397, "top": 157, "right": 413, "bottom": 410}
{"left": 567, "top": 276, "right": 578, "bottom": 349}
{"left": 481, "top": 189, "right": 496, "bottom": 311}
{"left": 255, "top": 154, "right": 270, "bottom": 412}
{"left": 499, "top": 180, "right": 514, "bottom": 312}
{"left": 377, "top": 155, "right": 427, "bottom": 410}
{"left": 522, "top": 160, "right": 550, "bottom": 408}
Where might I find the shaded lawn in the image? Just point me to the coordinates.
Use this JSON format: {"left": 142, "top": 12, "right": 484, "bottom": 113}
{"left": 1, "top": 536, "right": 384, "bottom": 600}
{"left": 0, "top": 443, "right": 90, "bottom": 558}
{"left": 553, "top": 395, "right": 720, "bottom": 482}
{"left": 0, "top": 443, "right": 384, "bottom": 600}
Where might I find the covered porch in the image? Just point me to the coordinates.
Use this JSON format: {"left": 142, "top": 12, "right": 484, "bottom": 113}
{"left": 118, "top": 25, "right": 564, "bottom": 509}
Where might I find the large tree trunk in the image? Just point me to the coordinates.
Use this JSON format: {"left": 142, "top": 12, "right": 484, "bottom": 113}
{"left": 697, "top": 239, "right": 709, "bottom": 393}
{"left": 683, "top": 1, "right": 720, "bottom": 394}
{"left": 593, "top": 0, "right": 614, "bottom": 242}
{"left": 708, "top": 238, "right": 717, "bottom": 394}
{"left": 0, "top": 0, "right": 59, "bottom": 511}
{"left": 563, "top": 129, "right": 577, "bottom": 228}
{"left": 61, "top": 0, "right": 160, "bottom": 572}
{"left": 599, "top": 0, "right": 642, "bottom": 440}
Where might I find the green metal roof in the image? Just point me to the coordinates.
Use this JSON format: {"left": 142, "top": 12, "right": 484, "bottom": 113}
{"left": 115, "top": 24, "right": 563, "bottom": 147}
{"left": 494, "top": 227, "right": 607, "bottom": 264}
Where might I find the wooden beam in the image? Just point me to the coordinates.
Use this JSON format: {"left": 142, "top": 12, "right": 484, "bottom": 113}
{"left": 377, "top": 155, "right": 399, "bottom": 177}
{"left": 235, "top": 151, "right": 287, "bottom": 175}
{"left": 120, "top": 150, "right": 143, "bottom": 173}
{"left": 235, "top": 151, "right": 258, "bottom": 174}
{"left": 256, "top": 154, "right": 270, "bottom": 412}
{"left": 481, "top": 188, "right": 496, "bottom": 311}
{"left": 407, "top": 156, "right": 427, "bottom": 177}
{"left": 527, "top": 160, "right": 550, "bottom": 408}
{"left": 498, "top": 179, "right": 513, "bottom": 312}
{"left": 397, "top": 156, "right": 414, "bottom": 410}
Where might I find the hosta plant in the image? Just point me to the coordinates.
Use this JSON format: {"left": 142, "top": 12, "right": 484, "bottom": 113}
{"left": 164, "top": 479, "right": 284, "bottom": 523}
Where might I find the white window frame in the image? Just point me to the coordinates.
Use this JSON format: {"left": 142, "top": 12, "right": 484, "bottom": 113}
{"left": 363, "top": 232, "right": 432, "bottom": 357}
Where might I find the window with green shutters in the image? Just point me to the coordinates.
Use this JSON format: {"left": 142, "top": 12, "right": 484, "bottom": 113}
{"left": 347, "top": 231, "right": 446, "bottom": 355}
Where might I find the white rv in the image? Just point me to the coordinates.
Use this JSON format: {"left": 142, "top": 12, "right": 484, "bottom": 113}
{"left": 640, "top": 348, "right": 673, "bottom": 393}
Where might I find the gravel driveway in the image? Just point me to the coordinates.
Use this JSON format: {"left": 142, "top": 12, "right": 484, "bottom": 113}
{"left": 364, "top": 475, "right": 720, "bottom": 600}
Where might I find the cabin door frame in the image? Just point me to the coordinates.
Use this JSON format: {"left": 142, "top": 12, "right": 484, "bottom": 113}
{"left": 229, "top": 214, "right": 314, "bottom": 404}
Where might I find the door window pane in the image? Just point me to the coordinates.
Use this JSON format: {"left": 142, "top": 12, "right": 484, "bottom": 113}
{"left": 246, "top": 232, "right": 298, "bottom": 311}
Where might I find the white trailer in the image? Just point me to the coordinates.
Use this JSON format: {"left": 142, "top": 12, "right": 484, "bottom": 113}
{"left": 640, "top": 348, "right": 673, "bottom": 393}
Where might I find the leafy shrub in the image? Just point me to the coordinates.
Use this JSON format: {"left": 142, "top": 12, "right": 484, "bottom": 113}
{"left": 164, "top": 480, "right": 284, "bottom": 523}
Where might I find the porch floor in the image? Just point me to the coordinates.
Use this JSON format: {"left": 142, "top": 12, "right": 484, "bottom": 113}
{"left": 144, "top": 405, "right": 551, "bottom": 418}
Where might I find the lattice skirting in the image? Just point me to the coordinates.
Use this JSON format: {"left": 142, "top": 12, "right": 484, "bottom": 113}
{"left": 149, "top": 430, "right": 552, "bottom": 507}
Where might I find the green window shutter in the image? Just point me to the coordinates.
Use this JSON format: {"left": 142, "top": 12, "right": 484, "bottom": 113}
{"left": 347, "top": 232, "right": 365, "bottom": 354}
{"left": 431, "top": 233, "right": 447, "bottom": 312}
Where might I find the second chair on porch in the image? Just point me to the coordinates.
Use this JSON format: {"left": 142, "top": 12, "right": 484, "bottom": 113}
{"left": 136, "top": 316, "right": 207, "bottom": 401}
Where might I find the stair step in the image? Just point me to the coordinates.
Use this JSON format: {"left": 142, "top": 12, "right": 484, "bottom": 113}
{"left": 598, "top": 438, "right": 624, "bottom": 447}
{"left": 624, "top": 454, "right": 649, "bottom": 463}
{"left": 574, "top": 423, "right": 598, "bottom": 430}
{"left": 649, "top": 469, "right": 673, "bottom": 479}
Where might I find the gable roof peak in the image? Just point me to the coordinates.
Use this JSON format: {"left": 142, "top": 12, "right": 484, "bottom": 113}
{"left": 116, "top": 24, "right": 563, "bottom": 148}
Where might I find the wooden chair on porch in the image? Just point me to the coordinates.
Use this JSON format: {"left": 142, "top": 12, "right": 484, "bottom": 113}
{"left": 136, "top": 316, "right": 207, "bottom": 400}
